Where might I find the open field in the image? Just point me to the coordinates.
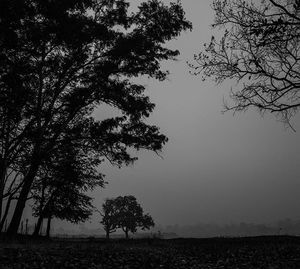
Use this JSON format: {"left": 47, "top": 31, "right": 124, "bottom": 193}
{"left": 1, "top": 236, "right": 300, "bottom": 268}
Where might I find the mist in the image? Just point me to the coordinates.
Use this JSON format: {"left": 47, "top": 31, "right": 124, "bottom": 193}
{"left": 5, "top": 0, "right": 300, "bottom": 238}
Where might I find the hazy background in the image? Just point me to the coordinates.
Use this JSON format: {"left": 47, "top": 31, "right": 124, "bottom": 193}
{"left": 25, "top": 0, "right": 300, "bottom": 235}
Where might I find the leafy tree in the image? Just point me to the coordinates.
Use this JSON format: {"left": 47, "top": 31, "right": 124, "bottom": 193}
{"left": 99, "top": 198, "right": 119, "bottom": 239}
{"left": 31, "top": 135, "right": 104, "bottom": 237}
{"left": 190, "top": 0, "right": 300, "bottom": 129}
{"left": 113, "top": 195, "right": 154, "bottom": 239}
{"left": 0, "top": 0, "right": 191, "bottom": 236}
{"left": 34, "top": 189, "right": 94, "bottom": 238}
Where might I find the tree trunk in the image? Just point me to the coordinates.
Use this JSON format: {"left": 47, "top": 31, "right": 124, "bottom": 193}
{"left": 0, "top": 194, "right": 13, "bottom": 232}
{"left": 125, "top": 229, "right": 129, "bottom": 239}
{"left": 7, "top": 160, "right": 40, "bottom": 236}
{"left": 0, "top": 160, "right": 7, "bottom": 225}
{"left": 46, "top": 216, "right": 51, "bottom": 238}
{"left": 33, "top": 182, "right": 46, "bottom": 236}
{"left": 33, "top": 215, "right": 43, "bottom": 236}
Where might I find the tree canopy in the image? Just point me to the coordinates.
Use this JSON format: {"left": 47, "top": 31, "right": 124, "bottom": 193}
{"left": 100, "top": 195, "right": 154, "bottom": 239}
{"left": 190, "top": 0, "right": 300, "bottom": 129}
{"left": 0, "top": 0, "right": 192, "bottom": 235}
{"left": 99, "top": 198, "right": 119, "bottom": 239}
{"left": 31, "top": 137, "right": 104, "bottom": 236}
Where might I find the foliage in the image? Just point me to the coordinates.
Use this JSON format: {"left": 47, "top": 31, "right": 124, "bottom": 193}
{"left": 100, "top": 195, "right": 155, "bottom": 238}
{"left": 114, "top": 195, "right": 155, "bottom": 238}
{"left": 31, "top": 134, "right": 105, "bottom": 230}
{"left": 99, "top": 198, "right": 119, "bottom": 239}
{"left": 190, "top": 0, "right": 300, "bottom": 128}
{"left": 0, "top": 0, "right": 192, "bottom": 234}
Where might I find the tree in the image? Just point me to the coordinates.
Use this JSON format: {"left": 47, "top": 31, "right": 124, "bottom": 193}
{"left": 31, "top": 135, "right": 104, "bottom": 237}
{"left": 0, "top": 0, "right": 192, "bottom": 236}
{"left": 113, "top": 195, "right": 154, "bottom": 239}
{"left": 99, "top": 195, "right": 154, "bottom": 239}
{"left": 99, "top": 198, "right": 119, "bottom": 239}
{"left": 0, "top": 171, "right": 24, "bottom": 232}
{"left": 34, "top": 190, "right": 94, "bottom": 238}
{"left": 190, "top": 0, "right": 300, "bottom": 129}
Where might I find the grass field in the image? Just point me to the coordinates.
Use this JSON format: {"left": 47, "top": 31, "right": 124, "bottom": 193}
{"left": 1, "top": 236, "right": 300, "bottom": 268}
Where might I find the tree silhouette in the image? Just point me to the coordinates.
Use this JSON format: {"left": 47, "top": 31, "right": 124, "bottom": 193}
{"left": 99, "top": 198, "right": 119, "bottom": 240}
{"left": 0, "top": 0, "right": 192, "bottom": 236}
{"left": 190, "top": 0, "right": 300, "bottom": 129}
{"left": 31, "top": 135, "right": 104, "bottom": 237}
{"left": 101, "top": 195, "right": 155, "bottom": 239}
{"left": 0, "top": 170, "right": 24, "bottom": 232}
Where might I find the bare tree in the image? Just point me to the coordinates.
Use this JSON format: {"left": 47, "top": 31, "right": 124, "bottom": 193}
{"left": 190, "top": 0, "right": 300, "bottom": 129}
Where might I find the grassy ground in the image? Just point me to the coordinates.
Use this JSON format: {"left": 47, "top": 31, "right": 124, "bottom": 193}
{"left": 1, "top": 236, "right": 300, "bottom": 268}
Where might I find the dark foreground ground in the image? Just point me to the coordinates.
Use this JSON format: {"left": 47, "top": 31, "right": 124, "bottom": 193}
{"left": 1, "top": 236, "right": 300, "bottom": 268}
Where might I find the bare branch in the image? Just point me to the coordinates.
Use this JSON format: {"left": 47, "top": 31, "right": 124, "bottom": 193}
{"left": 190, "top": 0, "right": 300, "bottom": 128}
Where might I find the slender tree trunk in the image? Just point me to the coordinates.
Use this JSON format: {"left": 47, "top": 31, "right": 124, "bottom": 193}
{"left": 125, "top": 229, "right": 129, "bottom": 239}
{"left": 33, "top": 181, "right": 46, "bottom": 236}
{"left": 25, "top": 219, "right": 28, "bottom": 235}
{"left": 0, "top": 160, "right": 7, "bottom": 225}
{"left": 46, "top": 215, "right": 51, "bottom": 238}
{"left": 0, "top": 195, "right": 13, "bottom": 232}
{"left": 106, "top": 229, "right": 110, "bottom": 240}
{"left": 7, "top": 160, "right": 40, "bottom": 236}
{"left": 33, "top": 214, "right": 44, "bottom": 236}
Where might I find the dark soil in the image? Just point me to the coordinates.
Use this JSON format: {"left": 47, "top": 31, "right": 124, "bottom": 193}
{"left": 1, "top": 236, "right": 300, "bottom": 268}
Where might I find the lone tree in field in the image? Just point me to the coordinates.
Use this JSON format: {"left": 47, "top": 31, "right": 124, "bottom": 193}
{"left": 114, "top": 195, "right": 154, "bottom": 239}
{"left": 0, "top": 0, "right": 192, "bottom": 236}
{"left": 190, "top": 0, "right": 300, "bottom": 129}
{"left": 100, "top": 195, "right": 154, "bottom": 239}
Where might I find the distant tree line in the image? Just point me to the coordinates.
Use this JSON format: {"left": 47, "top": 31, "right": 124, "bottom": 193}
{"left": 0, "top": 0, "right": 192, "bottom": 237}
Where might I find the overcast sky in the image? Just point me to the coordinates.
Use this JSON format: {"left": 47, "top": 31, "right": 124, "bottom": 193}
{"left": 82, "top": 0, "right": 300, "bottom": 229}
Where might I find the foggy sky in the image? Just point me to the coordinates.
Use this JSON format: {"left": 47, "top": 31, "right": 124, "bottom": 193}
{"left": 69, "top": 1, "right": 300, "bottom": 229}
